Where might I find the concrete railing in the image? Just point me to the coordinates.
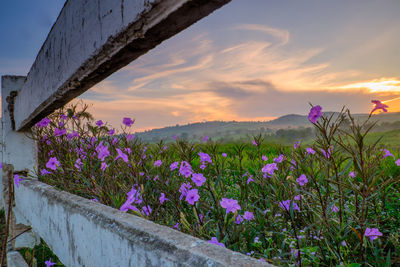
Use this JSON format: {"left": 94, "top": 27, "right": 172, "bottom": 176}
{"left": 13, "top": 179, "right": 271, "bottom": 266}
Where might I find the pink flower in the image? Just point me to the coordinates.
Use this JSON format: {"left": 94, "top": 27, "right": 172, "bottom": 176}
{"left": 308, "top": 105, "right": 322, "bottom": 124}
{"left": 243, "top": 211, "right": 254, "bottom": 221}
{"left": 296, "top": 174, "right": 308, "bottom": 186}
{"left": 159, "top": 193, "right": 169, "bottom": 204}
{"left": 46, "top": 157, "right": 60, "bottom": 170}
{"left": 371, "top": 100, "right": 388, "bottom": 114}
{"left": 208, "top": 237, "right": 225, "bottom": 247}
{"left": 154, "top": 160, "right": 162, "bottom": 167}
{"left": 115, "top": 148, "right": 129, "bottom": 163}
{"left": 123, "top": 117, "right": 134, "bottom": 127}
{"left": 364, "top": 228, "right": 383, "bottom": 240}
{"left": 222, "top": 153, "right": 227, "bottom": 157}
{"left": 396, "top": 159, "right": 400, "bottom": 166}
{"left": 252, "top": 140, "right": 258, "bottom": 146}
{"left": 349, "top": 171, "right": 356, "bottom": 178}
{"left": 14, "top": 174, "right": 23, "bottom": 188}
{"left": 262, "top": 155, "right": 268, "bottom": 161}
{"left": 192, "top": 173, "right": 206, "bottom": 186}
{"left": 220, "top": 198, "right": 241, "bottom": 214}
{"left": 185, "top": 189, "right": 200, "bottom": 205}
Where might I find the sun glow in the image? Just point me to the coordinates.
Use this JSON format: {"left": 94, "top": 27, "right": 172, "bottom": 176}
{"left": 338, "top": 78, "right": 400, "bottom": 93}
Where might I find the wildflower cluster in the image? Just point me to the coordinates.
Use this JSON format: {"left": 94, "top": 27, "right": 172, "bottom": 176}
{"left": 30, "top": 101, "right": 400, "bottom": 265}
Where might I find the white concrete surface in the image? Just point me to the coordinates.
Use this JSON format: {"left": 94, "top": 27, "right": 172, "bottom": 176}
{"left": 14, "top": 179, "right": 272, "bottom": 267}
{"left": 14, "top": 0, "right": 231, "bottom": 130}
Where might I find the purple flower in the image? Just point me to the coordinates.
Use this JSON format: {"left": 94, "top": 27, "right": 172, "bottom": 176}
{"left": 108, "top": 129, "right": 115, "bottom": 135}
{"left": 261, "top": 163, "right": 278, "bottom": 176}
{"left": 308, "top": 105, "right": 322, "bottom": 124}
{"left": 179, "top": 161, "right": 192, "bottom": 178}
{"left": 123, "top": 117, "right": 134, "bottom": 127}
{"left": 235, "top": 214, "right": 243, "bottom": 224}
{"left": 261, "top": 155, "right": 268, "bottom": 161}
{"left": 294, "top": 141, "right": 300, "bottom": 149}
{"left": 45, "top": 259, "right": 56, "bottom": 267}
{"left": 220, "top": 198, "right": 241, "bottom": 214}
{"left": 74, "top": 158, "right": 83, "bottom": 171}
{"left": 36, "top": 117, "right": 51, "bottom": 128}
{"left": 274, "top": 154, "right": 284, "bottom": 163}
{"left": 331, "top": 204, "right": 339, "bottom": 212}
{"left": 294, "top": 195, "right": 301, "bottom": 201}
{"left": 96, "top": 120, "right": 103, "bottom": 126}
{"left": 382, "top": 149, "right": 394, "bottom": 159}
{"left": 126, "top": 134, "right": 135, "bottom": 141}
{"left": 60, "top": 114, "right": 68, "bottom": 120}
{"left": 142, "top": 205, "right": 152, "bottom": 216}
{"left": 202, "top": 136, "right": 209, "bottom": 142}
{"left": 192, "top": 173, "right": 206, "bottom": 186}
{"left": 41, "top": 169, "right": 52, "bottom": 176}
{"left": 46, "top": 157, "right": 60, "bottom": 170}
{"left": 173, "top": 223, "right": 179, "bottom": 229}
{"left": 364, "top": 228, "right": 383, "bottom": 240}
{"left": 395, "top": 159, "right": 400, "bottom": 166}
{"left": 14, "top": 174, "right": 23, "bottom": 188}
{"left": 115, "top": 148, "right": 129, "bottom": 163}
{"left": 100, "top": 162, "right": 108, "bottom": 171}
{"left": 208, "top": 237, "right": 225, "bottom": 247}
{"left": 222, "top": 153, "right": 227, "bottom": 157}
{"left": 154, "top": 160, "right": 162, "bottom": 167}
{"left": 185, "top": 189, "right": 200, "bottom": 205}
{"left": 179, "top": 183, "right": 192, "bottom": 200}
{"left": 321, "top": 148, "right": 331, "bottom": 159}
{"left": 243, "top": 211, "right": 254, "bottom": 221}
{"left": 54, "top": 128, "right": 66, "bottom": 137}
{"left": 67, "top": 131, "right": 79, "bottom": 140}
{"left": 173, "top": 135, "right": 177, "bottom": 140}
{"left": 247, "top": 175, "right": 254, "bottom": 184}
{"left": 252, "top": 140, "right": 258, "bottom": 146}
{"left": 159, "top": 193, "right": 169, "bottom": 204}
{"left": 371, "top": 100, "right": 388, "bottom": 114}
{"left": 120, "top": 201, "right": 139, "bottom": 213}
{"left": 96, "top": 142, "right": 110, "bottom": 161}
{"left": 306, "top": 147, "right": 316, "bottom": 155}
{"left": 279, "top": 200, "right": 300, "bottom": 212}
{"left": 198, "top": 152, "right": 212, "bottom": 163}
{"left": 296, "top": 174, "right": 308, "bottom": 186}
{"left": 349, "top": 171, "right": 356, "bottom": 178}
{"left": 170, "top": 161, "right": 179, "bottom": 171}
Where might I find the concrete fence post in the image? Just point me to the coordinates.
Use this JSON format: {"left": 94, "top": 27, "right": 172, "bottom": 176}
{"left": 1, "top": 76, "right": 40, "bottom": 254}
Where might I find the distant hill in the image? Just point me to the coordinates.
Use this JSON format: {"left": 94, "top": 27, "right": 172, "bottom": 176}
{"left": 135, "top": 112, "right": 400, "bottom": 143}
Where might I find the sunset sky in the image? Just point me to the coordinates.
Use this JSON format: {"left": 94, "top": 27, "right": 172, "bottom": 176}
{"left": 1, "top": 1, "right": 400, "bottom": 131}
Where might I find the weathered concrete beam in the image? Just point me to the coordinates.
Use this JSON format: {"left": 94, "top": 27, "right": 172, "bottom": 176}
{"left": 14, "top": 0, "right": 231, "bottom": 131}
{"left": 14, "top": 179, "right": 272, "bottom": 266}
